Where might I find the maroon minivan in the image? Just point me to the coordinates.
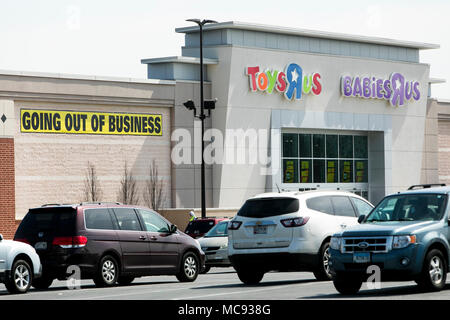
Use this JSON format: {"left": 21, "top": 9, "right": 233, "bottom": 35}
{"left": 14, "top": 203, "right": 205, "bottom": 289}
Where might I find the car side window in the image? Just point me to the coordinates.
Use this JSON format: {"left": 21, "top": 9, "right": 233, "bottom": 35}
{"left": 306, "top": 196, "right": 334, "bottom": 215}
{"left": 331, "top": 196, "right": 357, "bottom": 217}
{"left": 113, "top": 208, "right": 142, "bottom": 231}
{"left": 137, "top": 209, "right": 170, "bottom": 233}
{"left": 350, "top": 197, "right": 373, "bottom": 217}
{"left": 84, "top": 208, "right": 115, "bottom": 230}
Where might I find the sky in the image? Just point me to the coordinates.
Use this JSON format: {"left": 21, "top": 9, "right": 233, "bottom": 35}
{"left": 0, "top": 0, "right": 449, "bottom": 99}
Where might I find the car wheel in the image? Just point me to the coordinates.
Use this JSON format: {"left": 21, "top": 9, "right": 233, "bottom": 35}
{"left": 333, "top": 274, "right": 362, "bottom": 295}
{"left": 176, "top": 252, "right": 199, "bottom": 282}
{"left": 236, "top": 268, "right": 264, "bottom": 285}
{"left": 5, "top": 259, "right": 33, "bottom": 294}
{"left": 313, "top": 241, "right": 333, "bottom": 281}
{"left": 200, "top": 266, "right": 211, "bottom": 274}
{"left": 94, "top": 255, "right": 119, "bottom": 287}
{"left": 32, "top": 274, "right": 54, "bottom": 290}
{"left": 117, "top": 276, "right": 135, "bottom": 286}
{"left": 416, "top": 249, "right": 447, "bottom": 291}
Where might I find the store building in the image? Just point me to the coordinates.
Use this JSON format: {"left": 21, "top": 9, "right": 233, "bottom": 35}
{"left": 144, "top": 21, "right": 442, "bottom": 208}
{"left": 0, "top": 21, "right": 445, "bottom": 238}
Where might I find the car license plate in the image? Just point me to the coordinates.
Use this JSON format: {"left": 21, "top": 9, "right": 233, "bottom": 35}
{"left": 35, "top": 242, "right": 47, "bottom": 250}
{"left": 254, "top": 226, "right": 267, "bottom": 234}
{"left": 353, "top": 252, "right": 371, "bottom": 263}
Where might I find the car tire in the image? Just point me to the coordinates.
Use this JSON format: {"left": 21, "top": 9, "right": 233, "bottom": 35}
{"left": 313, "top": 241, "right": 333, "bottom": 281}
{"left": 117, "top": 276, "right": 135, "bottom": 286}
{"left": 94, "top": 255, "right": 119, "bottom": 287}
{"left": 200, "top": 266, "right": 211, "bottom": 274}
{"left": 5, "top": 259, "right": 33, "bottom": 294}
{"left": 236, "top": 268, "right": 264, "bottom": 285}
{"left": 176, "top": 252, "right": 200, "bottom": 282}
{"left": 32, "top": 275, "right": 54, "bottom": 290}
{"left": 416, "top": 249, "right": 447, "bottom": 292}
{"left": 333, "top": 274, "right": 362, "bottom": 295}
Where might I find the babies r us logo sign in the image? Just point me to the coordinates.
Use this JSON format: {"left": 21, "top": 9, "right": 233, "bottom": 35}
{"left": 246, "top": 63, "right": 322, "bottom": 101}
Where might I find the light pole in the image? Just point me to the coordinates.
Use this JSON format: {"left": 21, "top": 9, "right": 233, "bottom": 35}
{"left": 184, "top": 18, "right": 217, "bottom": 219}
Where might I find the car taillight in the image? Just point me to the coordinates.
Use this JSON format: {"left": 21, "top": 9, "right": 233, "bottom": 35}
{"left": 15, "top": 238, "right": 30, "bottom": 244}
{"left": 52, "top": 236, "right": 88, "bottom": 248}
{"left": 280, "top": 217, "right": 309, "bottom": 228}
{"left": 228, "top": 221, "right": 242, "bottom": 230}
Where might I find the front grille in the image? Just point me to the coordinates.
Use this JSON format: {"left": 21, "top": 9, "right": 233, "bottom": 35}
{"left": 342, "top": 237, "right": 392, "bottom": 253}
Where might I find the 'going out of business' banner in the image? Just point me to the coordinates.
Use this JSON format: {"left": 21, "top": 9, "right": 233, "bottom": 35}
{"left": 20, "top": 109, "right": 162, "bottom": 136}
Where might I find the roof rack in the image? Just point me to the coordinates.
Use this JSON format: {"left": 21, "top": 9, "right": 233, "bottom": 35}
{"left": 80, "top": 202, "right": 123, "bottom": 205}
{"left": 41, "top": 203, "right": 64, "bottom": 207}
{"left": 407, "top": 184, "right": 446, "bottom": 190}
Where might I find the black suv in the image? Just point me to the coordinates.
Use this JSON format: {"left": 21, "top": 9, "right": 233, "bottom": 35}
{"left": 14, "top": 203, "right": 205, "bottom": 289}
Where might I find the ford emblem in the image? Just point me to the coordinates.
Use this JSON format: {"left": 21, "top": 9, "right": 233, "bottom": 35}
{"left": 358, "top": 241, "right": 369, "bottom": 249}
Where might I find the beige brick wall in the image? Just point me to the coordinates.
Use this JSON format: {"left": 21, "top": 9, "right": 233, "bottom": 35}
{"left": 439, "top": 118, "right": 450, "bottom": 185}
{"left": 14, "top": 101, "right": 172, "bottom": 219}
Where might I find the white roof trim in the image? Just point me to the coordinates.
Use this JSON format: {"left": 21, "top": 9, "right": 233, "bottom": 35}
{"left": 141, "top": 56, "right": 219, "bottom": 65}
{"left": 0, "top": 69, "right": 175, "bottom": 85}
{"left": 176, "top": 21, "right": 439, "bottom": 50}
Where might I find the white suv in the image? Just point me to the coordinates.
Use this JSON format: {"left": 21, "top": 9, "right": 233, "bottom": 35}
{"left": 0, "top": 234, "right": 41, "bottom": 293}
{"left": 228, "top": 191, "right": 373, "bottom": 284}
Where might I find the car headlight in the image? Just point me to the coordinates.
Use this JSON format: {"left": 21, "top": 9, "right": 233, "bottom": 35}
{"left": 330, "top": 237, "right": 342, "bottom": 251}
{"left": 392, "top": 235, "right": 416, "bottom": 249}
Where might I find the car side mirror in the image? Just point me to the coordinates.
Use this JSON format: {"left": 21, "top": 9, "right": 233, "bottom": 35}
{"left": 169, "top": 224, "right": 178, "bottom": 233}
{"left": 358, "top": 215, "right": 366, "bottom": 224}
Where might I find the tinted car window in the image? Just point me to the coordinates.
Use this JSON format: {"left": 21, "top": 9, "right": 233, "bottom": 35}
{"left": 237, "top": 197, "right": 299, "bottom": 218}
{"left": 185, "top": 220, "right": 216, "bottom": 234}
{"left": 85, "top": 208, "right": 114, "bottom": 230}
{"left": 138, "top": 209, "right": 170, "bottom": 233}
{"left": 331, "top": 196, "right": 357, "bottom": 217}
{"left": 306, "top": 196, "right": 334, "bottom": 215}
{"left": 113, "top": 208, "right": 142, "bottom": 231}
{"left": 350, "top": 197, "right": 373, "bottom": 216}
{"left": 16, "top": 207, "right": 77, "bottom": 237}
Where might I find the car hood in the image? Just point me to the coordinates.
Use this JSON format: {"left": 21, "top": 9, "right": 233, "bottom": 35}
{"left": 338, "top": 220, "right": 439, "bottom": 237}
{"left": 197, "top": 236, "right": 228, "bottom": 248}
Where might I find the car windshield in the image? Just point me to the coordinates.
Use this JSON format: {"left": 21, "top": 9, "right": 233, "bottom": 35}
{"left": 365, "top": 193, "right": 448, "bottom": 223}
{"left": 205, "top": 221, "right": 228, "bottom": 238}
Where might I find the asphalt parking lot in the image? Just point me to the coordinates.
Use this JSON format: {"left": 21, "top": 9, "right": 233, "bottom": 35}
{"left": 1, "top": 267, "right": 450, "bottom": 300}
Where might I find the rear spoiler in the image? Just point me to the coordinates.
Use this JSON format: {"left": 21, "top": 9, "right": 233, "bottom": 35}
{"left": 407, "top": 184, "right": 446, "bottom": 190}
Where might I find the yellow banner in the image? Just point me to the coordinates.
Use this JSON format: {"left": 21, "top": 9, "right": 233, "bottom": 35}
{"left": 20, "top": 109, "right": 162, "bottom": 136}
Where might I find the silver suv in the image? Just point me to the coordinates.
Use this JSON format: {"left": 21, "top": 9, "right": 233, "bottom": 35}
{"left": 227, "top": 191, "right": 373, "bottom": 284}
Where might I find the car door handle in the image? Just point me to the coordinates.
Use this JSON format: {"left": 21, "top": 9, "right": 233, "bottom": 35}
{"left": 150, "top": 236, "right": 158, "bottom": 241}
{"left": 139, "top": 235, "right": 146, "bottom": 240}
{"left": 340, "top": 224, "right": 347, "bottom": 228}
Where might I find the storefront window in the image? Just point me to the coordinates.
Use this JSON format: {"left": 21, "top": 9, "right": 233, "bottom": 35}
{"left": 326, "top": 135, "right": 338, "bottom": 158}
{"left": 282, "top": 132, "right": 368, "bottom": 185}
{"left": 326, "top": 160, "right": 338, "bottom": 183}
{"left": 339, "top": 160, "right": 353, "bottom": 183}
{"left": 354, "top": 136, "right": 368, "bottom": 158}
{"left": 313, "top": 159, "right": 325, "bottom": 183}
{"left": 355, "top": 160, "right": 368, "bottom": 183}
{"left": 283, "top": 159, "right": 298, "bottom": 183}
{"left": 339, "top": 135, "right": 353, "bottom": 158}
{"left": 313, "top": 134, "right": 325, "bottom": 158}
{"left": 300, "top": 159, "right": 312, "bottom": 183}
{"left": 299, "top": 134, "right": 312, "bottom": 158}
{"left": 283, "top": 133, "right": 298, "bottom": 157}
